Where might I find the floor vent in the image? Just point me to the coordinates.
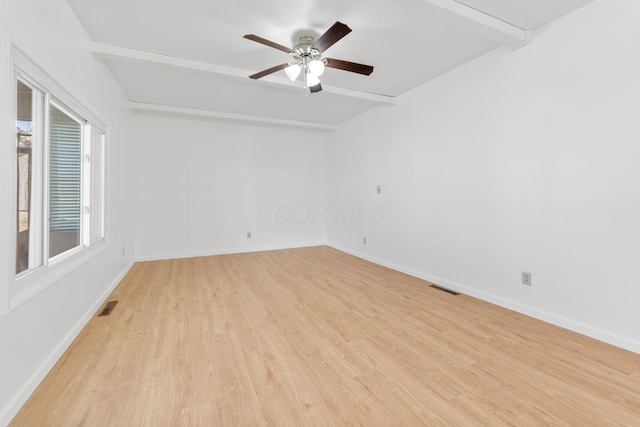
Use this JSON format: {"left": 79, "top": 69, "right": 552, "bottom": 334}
{"left": 98, "top": 300, "right": 118, "bottom": 316}
{"left": 430, "top": 285, "right": 460, "bottom": 295}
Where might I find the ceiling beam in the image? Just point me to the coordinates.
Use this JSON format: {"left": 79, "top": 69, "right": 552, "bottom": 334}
{"left": 91, "top": 42, "right": 395, "bottom": 106}
{"left": 387, "top": 0, "right": 532, "bottom": 47}
{"left": 128, "top": 101, "right": 340, "bottom": 132}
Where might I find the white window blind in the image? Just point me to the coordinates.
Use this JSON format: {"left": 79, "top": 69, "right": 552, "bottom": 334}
{"left": 48, "top": 103, "right": 82, "bottom": 257}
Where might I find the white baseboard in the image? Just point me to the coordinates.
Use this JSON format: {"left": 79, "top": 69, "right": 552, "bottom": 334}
{"left": 135, "top": 241, "right": 327, "bottom": 262}
{"left": 327, "top": 243, "right": 640, "bottom": 355}
{"left": 0, "top": 260, "right": 135, "bottom": 427}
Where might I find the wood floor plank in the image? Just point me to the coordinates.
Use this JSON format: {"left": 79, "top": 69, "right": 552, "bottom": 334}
{"left": 9, "top": 246, "right": 640, "bottom": 426}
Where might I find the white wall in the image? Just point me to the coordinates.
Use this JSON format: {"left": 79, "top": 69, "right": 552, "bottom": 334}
{"left": 133, "top": 114, "right": 326, "bottom": 260}
{"left": 326, "top": 0, "right": 640, "bottom": 353}
{"left": 0, "top": 0, "right": 135, "bottom": 424}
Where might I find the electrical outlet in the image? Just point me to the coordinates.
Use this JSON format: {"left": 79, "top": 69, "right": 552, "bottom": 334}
{"left": 363, "top": 237, "right": 367, "bottom": 245}
{"left": 377, "top": 185, "right": 381, "bottom": 194}
{"left": 247, "top": 232, "right": 252, "bottom": 239}
{"left": 122, "top": 247, "right": 125, "bottom": 257}
{"left": 522, "top": 271, "right": 532, "bottom": 286}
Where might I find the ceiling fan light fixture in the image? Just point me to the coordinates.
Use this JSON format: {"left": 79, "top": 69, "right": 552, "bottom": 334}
{"left": 285, "top": 63, "right": 301, "bottom": 81}
{"left": 308, "top": 59, "right": 325, "bottom": 77}
{"left": 306, "top": 71, "right": 320, "bottom": 87}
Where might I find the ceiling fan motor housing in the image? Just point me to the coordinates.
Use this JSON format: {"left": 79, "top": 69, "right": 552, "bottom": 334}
{"left": 291, "top": 36, "right": 323, "bottom": 65}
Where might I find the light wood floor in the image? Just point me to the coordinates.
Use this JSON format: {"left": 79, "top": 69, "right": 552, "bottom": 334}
{"left": 10, "top": 246, "right": 640, "bottom": 426}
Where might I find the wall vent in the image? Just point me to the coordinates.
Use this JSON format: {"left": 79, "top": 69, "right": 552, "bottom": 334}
{"left": 98, "top": 300, "right": 118, "bottom": 316}
{"left": 430, "top": 285, "right": 460, "bottom": 295}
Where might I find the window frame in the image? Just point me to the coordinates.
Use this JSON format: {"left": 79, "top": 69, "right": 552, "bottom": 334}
{"left": 2, "top": 46, "right": 108, "bottom": 314}
{"left": 15, "top": 76, "right": 46, "bottom": 276}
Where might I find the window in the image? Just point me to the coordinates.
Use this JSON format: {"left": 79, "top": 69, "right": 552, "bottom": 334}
{"left": 12, "top": 53, "right": 106, "bottom": 293}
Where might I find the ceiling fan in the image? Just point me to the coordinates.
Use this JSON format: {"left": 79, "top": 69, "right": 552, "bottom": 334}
{"left": 243, "top": 21, "right": 374, "bottom": 94}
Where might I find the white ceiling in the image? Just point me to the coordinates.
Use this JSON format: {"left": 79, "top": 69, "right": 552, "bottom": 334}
{"left": 66, "top": 0, "right": 594, "bottom": 129}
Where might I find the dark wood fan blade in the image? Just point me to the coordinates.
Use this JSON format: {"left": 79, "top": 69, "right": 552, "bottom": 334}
{"left": 243, "top": 34, "right": 292, "bottom": 54}
{"left": 312, "top": 21, "right": 351, "bottom": 53}
{"left": 325, "top": 58, "right": 374, "bottom": 76}
{"left": 249, "top": 63, "right": 289, "bottom": 80}
{"left": 310, "top": 83, "right": 322, "bottom": 93}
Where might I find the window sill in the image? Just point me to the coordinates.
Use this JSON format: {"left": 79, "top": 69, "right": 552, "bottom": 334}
{"left": 9, "top": 240, "right": 107, "bottom": 312}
